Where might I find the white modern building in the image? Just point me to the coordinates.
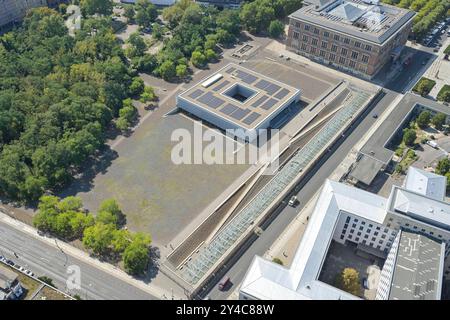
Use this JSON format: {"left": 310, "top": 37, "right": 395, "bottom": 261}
{"left": 177, "top": 64, "right": 301, "bottom": 141}
{"left": 239, "top": 167, "right": 450, "bottom": 300}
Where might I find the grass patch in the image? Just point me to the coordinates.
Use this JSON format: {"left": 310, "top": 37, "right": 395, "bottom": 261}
{"left": 437, "top": 84, "right": 450, "bottom": 103}
{"left": 413, "top": 77, "right": 436, "bottom": 97}
{"left": 34, "top": 286, "right": 71, "bottom": 300}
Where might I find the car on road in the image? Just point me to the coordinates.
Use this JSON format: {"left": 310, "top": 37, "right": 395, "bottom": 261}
{"left": 6, "top": 259, "right": 14, "bottom": 266}
{"left": 372, "top": 113, "right": 378, "bottom": 118}
{"left": 288, "top": 196, "right": 298, "bottom": 207}
{"left": 218, "top": 276, "right": 230, "bottom": 291}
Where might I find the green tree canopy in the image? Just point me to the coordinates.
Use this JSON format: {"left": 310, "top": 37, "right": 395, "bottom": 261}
{"left": 269, "top": 20, "right": 284, "bottom": 38}
{"left": 403, "top": 128, "right": 417, "bottom": 147}
{"left": 123, "top": 233, "right": 152, "bottom": 275}
{"left": 336, "top": 268, "right": 360, "bottom": 296}
{"left": 416, "top": 111, "right": 431, "bottom": 129}
{"left": 431, "top": 113, "right": 446, "bottom": 130}
{"left": 80, "top": 0, "right": 113, "bottom": 16}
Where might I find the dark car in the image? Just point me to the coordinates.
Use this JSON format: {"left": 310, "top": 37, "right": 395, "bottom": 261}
{"left": 6, "top": 259, "right": 14, "bottom": 266}
{"left": 218, "top": 276, "right": 230, "bottom": 291}
{"left": 372, "top": 114, "right": 378, "bottom": 119}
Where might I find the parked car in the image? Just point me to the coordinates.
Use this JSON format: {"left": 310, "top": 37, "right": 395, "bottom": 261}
{"left": 218, "top": 276, "right": 230, "bottom": 291}
{"left": 372, "top": 113, "right": 378, "bottom": 118}
{"left": 25, "top": 270, "right": 34, "bottom": 277}
{"left": 6, "top": 259, "right": 14, "bottom": 266}
{"left": 363, "top": 278, "right": 369, "bottom": 289}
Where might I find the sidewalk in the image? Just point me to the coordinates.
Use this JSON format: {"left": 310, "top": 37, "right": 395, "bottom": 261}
{"left": 0, "top": 211, "right": 184, "bottom": 300}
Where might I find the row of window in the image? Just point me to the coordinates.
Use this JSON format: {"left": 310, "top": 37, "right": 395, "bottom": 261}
{"left": 292, "top": 34, "right": 370, "bottom": 64}
{"left": 292, "top": 21, "right": 373, "bottom": 52}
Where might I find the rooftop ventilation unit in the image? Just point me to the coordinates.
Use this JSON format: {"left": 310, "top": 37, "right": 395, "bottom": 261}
{"left": 201, "top": 73, "right": 223, "bottom": 88}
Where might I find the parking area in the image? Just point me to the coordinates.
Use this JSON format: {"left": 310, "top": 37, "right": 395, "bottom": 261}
{"left": 318, "top": 241, "right": 384, "bottom": 299}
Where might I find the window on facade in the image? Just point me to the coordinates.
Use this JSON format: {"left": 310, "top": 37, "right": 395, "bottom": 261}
{"left": 374, "top": 231, "right": 379, "bottom": 236}
{"left": 413, "top": 226, "right": 417, "bottom": 229}
{"left": 321, "top": 41, "right": 327, "bottom": 48}
{"left": 377, "top": 245, "right": 381, "bottom": 250}
{"left": 365, "top": 44, "right": 372, "bottom": 51}
{"left": 387, "top": 224, "right": 391, "bottom": 228}
{"left": 361, "top": 221, "right": 365, "bottom": 225}
{"left": 354, "top": 219, "right": 358, "bottom": 223}
{"left": 312, "top": 38, "right": 318, "bottom": 46}
{"left": 352, "top": 223, "right": 356, "bottom": 228}
{"left": 319, "top": 50, "right": 326, "bottom": 57}
{"left": 324, "top": 31, "right": 330, "bottom": 37}
{"left": 344, "top": 38, "right": 350, "bottom": 44}
{"left": 369, "top": 242, "right": 374, "bottom": 246}
{"left": 339, "top": 57, "right": 346, "bottom": 64}
{"left": 304, "top": 24, "right": 310, "bottom": 31}
{"left": 384, "top": 228, "right": 389, "bottom": 233}
{"left": 348, "top": 235, "right": 353, "bottom": 239}
{"left": 340, "top": 235, "right": 345, "bottom": 240}
{"left": 362, "top": 240, "right": 367, "bottom": 245}
{"left": 301, "top": 43, "right": 307, "bottom": 51}
{"left": 355, "top": 237, "right": 360, "bottom": 242}
{"left": 371, "top": 237, "right": 376, "bottom": 241}
{"left": 295, "top": 22, "right": 300, "bottom": 28}
{"left": 302, "top": 35, "right": 308, "bottom": 42}
{"left": 314, "top": 28, "right": 320, "bottom": 34}
{"left": 293, "top": 32, "right": 300, "bottom": 39}
{"left": 367, "top": 229, "right": 372, "bottom": 234}
{"left": 354, "top": 41, "right": 361, "bottom": 48}
{"left": 331, "top": 44, "right": 337, "bottom": 52}
{"left": 357, "top": 232, "right": 362, "bottom": 236}
{"left": 364, "top": 234, "right": 369, "bottom": 239}
{"left": 329, "top": 53, "right": 336, "bottom": 61}
{"left": 351, "top": 51, "right": 358, "bottom": 59}
{"left": 350, "top": 229, "right": 354, "bottom": 234}
{"left": 376, "top": 226, "right": 380, "bottom": 230}
{"left": 341, "top": 48, "right": 348, "bottom": 56}
{"left": 379, "top": 240, "right": 383, "bottom": 244}
{"left": 349, "top": 60, "right": 356, "bottom": 68}
{"left": 346, "top": 217, "right": 350, "bottom": 223}
{"left": 359, "top": 226, "right": 363, "bottom": 231}
{"left": 334, "top": 34, "right": 340, "bottom": 41}
{"left": 310, "top": 47, "right": 316, "bottom": 54}
{"left": 381, "top": 234, "right": 386, "bottom": 239}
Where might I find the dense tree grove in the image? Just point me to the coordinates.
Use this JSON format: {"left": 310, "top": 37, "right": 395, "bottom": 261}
{"left": 0, "top": 8, "right": 138, "bottom": 202}
{"left": 131, "top": 0, "right": 241, "bottom": 80}
{"left": 33, "top": 195, "right": 152, "bottom": 275}
{"left": 240, "top": 0, "right": 303, "bottom": 34}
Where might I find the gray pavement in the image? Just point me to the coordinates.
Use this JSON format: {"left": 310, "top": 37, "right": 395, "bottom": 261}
{"left": 0, "top": 222, "right": 157, "bottom": 300}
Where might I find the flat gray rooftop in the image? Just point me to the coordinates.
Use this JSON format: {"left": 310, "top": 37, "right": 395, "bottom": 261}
{"left": 290, "top": 0, "right": 415, "bottom": 45}
{"left": 354, "top": 93, "right": 450, "bottom": 185}
{"left": 178, "top": 64, "right": 300, "bottom": 130}
{"left": 389, "top": 231, "right": 444, "bottom": 300}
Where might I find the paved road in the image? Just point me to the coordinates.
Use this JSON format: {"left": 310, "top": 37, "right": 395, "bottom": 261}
{"left": 0, "top": 222, "right": 157, "bottom": 300}
{"left": 206, "top": 89, "right": 398, "bottom": 300}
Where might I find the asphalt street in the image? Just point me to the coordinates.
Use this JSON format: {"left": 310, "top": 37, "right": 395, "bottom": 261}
{"left": 206, "top": 89, "right": 399, "bottom": 300}
{"left": 0, "top": 222, "right": 157, "bottom": 300}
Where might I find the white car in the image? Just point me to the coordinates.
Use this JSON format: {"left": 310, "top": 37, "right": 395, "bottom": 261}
{"left": 288, "top": 196, "right": 298, "bottom": 207}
